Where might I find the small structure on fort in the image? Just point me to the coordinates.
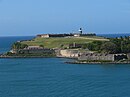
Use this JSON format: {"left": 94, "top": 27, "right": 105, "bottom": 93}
{"left": 79, "top": 28, "right": 83, "bottom": 34}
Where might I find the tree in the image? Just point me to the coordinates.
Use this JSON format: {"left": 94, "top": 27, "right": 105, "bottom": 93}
{"left": 100, "top": 42, "right": 117, "bottom": 54}
{"left": 60, "top": 44, "right": 64, "bottom": 48}
{"left": 92, "top": 41, "right": 103, "bottom": 51}
{"left": 81, "top": 44, "right": 87, "bottom": 49}
{"left": 39, "top": 45, "right": 44, "bottom": 48}
{"left": 12, "top": 42, "right": 28, "bottom": 49}
{"left": 120, "top": 36, "right": 123, "bottom": 40}
{"left": 126, "top": 44, "right": 130, "bottom": 53}
{"left": 121, "top": 41, "right": 130, "bottom": 53}
{"left": 110, "top": 38, "right": 122, "bottom": 53}
{"left": 86, "top": 43, "right": 95, "bottom": 51}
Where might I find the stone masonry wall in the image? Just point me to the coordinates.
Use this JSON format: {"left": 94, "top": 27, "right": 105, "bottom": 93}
{"left": 60, "top": 49, "right": 79, "bottom": 58}
{"left": 78, "top": 53, "right": 115, "bottom": 61}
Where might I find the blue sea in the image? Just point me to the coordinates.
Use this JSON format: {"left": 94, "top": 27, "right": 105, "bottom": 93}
{"left": 1, "top": 35, "right": 130, "bottom": 97}
{"left": 98, "top": 33, "right": 130, "bottom": 38}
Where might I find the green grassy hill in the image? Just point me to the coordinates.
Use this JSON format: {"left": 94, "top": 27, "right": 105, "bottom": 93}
{"left": 21, "top": 36, "right": 109, "bottom": 49}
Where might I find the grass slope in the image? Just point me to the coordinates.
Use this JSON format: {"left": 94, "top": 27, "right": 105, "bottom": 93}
{"left": 21, "top": 36, "right": 109, "bottom": 49}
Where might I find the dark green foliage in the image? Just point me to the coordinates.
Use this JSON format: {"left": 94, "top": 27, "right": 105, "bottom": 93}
{"left": 100, "top": 42, "right": 117, "bottom": 54}
{"left": 120, "top": 36, "right": 123, "bottom": 40}
{"left": 12, "top": 42, "right": 28, "bottom": 49}
{"left": 60, "top": 44, "right": 64, "bottom": 48}
{"left": 110, "top": 36, "right": 130, "bottom": 53}
{"left": 81, "top": 41, "right": 104, "bottom": 51}
{"left": 39, "top": 45, "right": 44, "bottom": 48}
{"left": 121, "top": 40, "right": 130, "bottom": 53}
{"left": 6, "top": 52, "right": 13, "bottom": 55}
{"left": 81, "top": 36, "right": 130, "bottom": 54}
{"left": 86, "top": 43, "right": 95, "bottom": 50}
{"left": 92, "top": 41, "right": 103, "bottom": 51}
{"left": 110, "top": 38, "right": 121, "bottom": 53}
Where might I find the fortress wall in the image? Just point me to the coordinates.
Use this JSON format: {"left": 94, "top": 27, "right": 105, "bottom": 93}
{"left": 127, "top": 53, "right": 130, "bottom": 60}
{"left": 60, "top": 49, "right": 79, "bottom": 58}
{"left": 78, "top": 54, "right": 114, "bottom": 61}
{"left": 18, "top": 49, "right": 54, "bottom": 54}
{"left": 41, "top": 34, "right": 50, "bottom": 38}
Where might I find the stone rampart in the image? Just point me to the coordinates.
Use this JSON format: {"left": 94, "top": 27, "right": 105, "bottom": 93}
{"left": 78, "top": 53, "right": 114, "bottom": 61}
{"left": 60, "top": 49, "right": 79, "bottom": 58}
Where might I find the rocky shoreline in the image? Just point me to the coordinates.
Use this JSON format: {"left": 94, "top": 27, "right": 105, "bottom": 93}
{"left": 1, "top": 55, "right": 130, "bottom": 64}
{"left": 65, "top": 61, "right": 130, "bottom": 64}
{"left": 0, "top": 55, "right": 55, "bottom": 58}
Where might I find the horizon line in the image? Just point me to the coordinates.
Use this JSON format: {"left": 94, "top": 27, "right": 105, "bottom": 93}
{"left": 1, "top": 33, "right": 130, "bottom": 37}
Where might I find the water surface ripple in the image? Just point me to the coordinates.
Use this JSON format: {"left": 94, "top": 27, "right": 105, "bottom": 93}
{"left": 0, "top": 58, "right": 130, "bottom": 97}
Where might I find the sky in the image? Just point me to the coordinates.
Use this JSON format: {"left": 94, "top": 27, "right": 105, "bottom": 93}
{"left": 0, "top": 0, "right": 130, "bottom": 36}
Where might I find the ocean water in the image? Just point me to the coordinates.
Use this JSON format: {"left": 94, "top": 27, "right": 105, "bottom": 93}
{"left": 98, "top": 33, "right": 130, "bottom": 38}
{"left": 0, "top": 36, "right": 34, "bottom": 53}
{"left": 0, "top": 36, "right": 130, "bottom": 97}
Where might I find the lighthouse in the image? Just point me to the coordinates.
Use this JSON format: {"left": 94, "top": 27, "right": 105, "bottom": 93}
{"left": 79, "top": 28, "right": 83, "bottom": 34}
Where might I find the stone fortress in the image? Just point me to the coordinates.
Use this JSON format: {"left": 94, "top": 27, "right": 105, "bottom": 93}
{"left": 56, "top": 49, "right": 128, "bottom": 61}
{"left": 10, "top": 46, "right": 55, "bottom": 55}
{"left": 8, "top": 28, "right": 130, "bottom": 62}
{"left": 78, "top": 53, "right": 127, "bottom": 61}
{"left": 37, "top": 28, "right": 96, "bottom": 38}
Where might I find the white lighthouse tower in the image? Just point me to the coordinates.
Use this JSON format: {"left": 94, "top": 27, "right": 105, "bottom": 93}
{"left": 79, "top": 28, "right": 83, "bottom": 34}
